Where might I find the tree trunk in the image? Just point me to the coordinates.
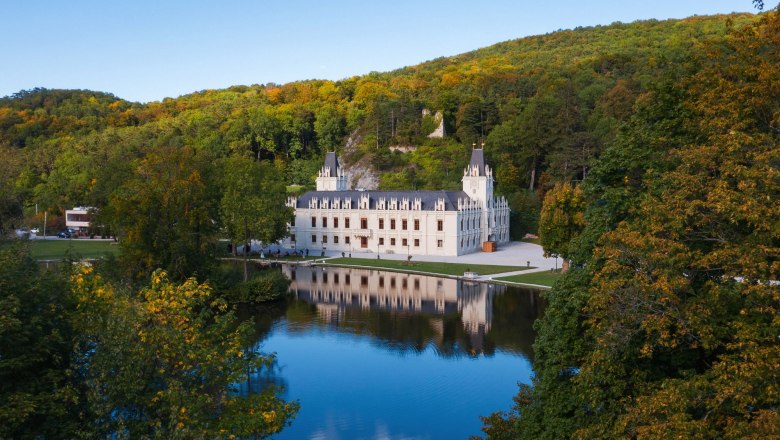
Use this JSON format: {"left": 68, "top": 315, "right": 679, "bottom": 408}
{"left": 243, "top": 220, "right": 249, "bottom": 282}
{"left": 529, "top": 157, "right": 537, "bottom": 191}
{"left": 561, "top": 259, "right": 570, "bottom": 273}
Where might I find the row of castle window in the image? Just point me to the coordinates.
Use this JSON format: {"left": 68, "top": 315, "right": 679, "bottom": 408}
{"left": 291, "top": 234, "right": 445, "bottom": 249}
{"left": 305, "top": 216, "right": 445, "bottom": 232}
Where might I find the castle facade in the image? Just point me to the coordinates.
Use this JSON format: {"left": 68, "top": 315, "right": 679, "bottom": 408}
{"left": 282, "top": 149, "right": 509, "bottom": 256}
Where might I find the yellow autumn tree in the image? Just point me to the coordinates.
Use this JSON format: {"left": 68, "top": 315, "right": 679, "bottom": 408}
{"left": 538, "top": 181, "right": 586, "bottom": 272}
{"left": 70, "top": 266, "right": 298, "bottom": 438}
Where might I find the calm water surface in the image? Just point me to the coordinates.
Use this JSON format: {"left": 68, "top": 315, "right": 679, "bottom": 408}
{"left": 247, "top": 265, "right": 543, "bottom": 440}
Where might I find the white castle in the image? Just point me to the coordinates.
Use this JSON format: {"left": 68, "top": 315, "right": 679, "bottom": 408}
{"left": 282, "top": 149, "right": 510, "bottom": 256}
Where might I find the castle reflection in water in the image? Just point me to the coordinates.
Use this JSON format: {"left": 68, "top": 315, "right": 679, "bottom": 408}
{"left": 283, "top": 265, "right": 539, "bottom": 356}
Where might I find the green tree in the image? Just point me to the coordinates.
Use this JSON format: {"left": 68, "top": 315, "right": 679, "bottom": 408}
{"left": 104, "top": 146, "right": 219, "bottom": 280}
{"left": 220, "top": 155, "right": 292, "bottom": 280}
{"left": 314, "top": 105, "right": 345, "bottom": 152}
{"left": 71, "top": 266, "right": 299, "bottom": 438}
{"left": 0, "top": 145, "right": 24, "bottom": 233}
{"left": 538, "top": 182, "right": 585, "bottom": 272}
{"left": 0, "top": 242, "right": 82, "bottom": 438}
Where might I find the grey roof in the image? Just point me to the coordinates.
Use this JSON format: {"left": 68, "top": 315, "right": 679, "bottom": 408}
{"left": 296, "top": 190, "right": 470, "bottom": 211}
{"left": 323, "top": 152, "right": 340, "bottom": 177}
{"left": 468, "top": 148, "right": 486, "bottom": 176}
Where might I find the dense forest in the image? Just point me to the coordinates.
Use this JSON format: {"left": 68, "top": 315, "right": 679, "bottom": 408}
{"left": 0, "top": 12, "right": 759, "bottom": 240}
{"left": 1, "top": 6, "right": 778, "bottom": 439}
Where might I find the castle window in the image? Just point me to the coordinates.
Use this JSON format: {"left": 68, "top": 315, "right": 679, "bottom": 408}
{"left": 334, "top": 236, "right": 339, "bottom": 244}
{"left": 361, "top": 218, "right": 368, "bottom": 229}
{"left": 391, "top": 238, "right": 396, "bottom": 246}
{"left": 437, "top": 239, "right": 443, "bottom": 248}
{"left": 402, "top": 219, "right": 408, "bottom": 230}
{"left": 345, "top": 217, "right": 351, "bottom": 228}
{"left": 312, "top": 235, "right": 317, "bottom": 243}
{"left": 291, "top": 217, "right": 295, "bottom": 226}
{"left": 322, "top": 217, "right": 327, "bottom": 228}
{"left": 437, "top": 220, "right": 443, "bottom": 231}
{"left": 402, "top": 238, "right": 408, "bottom": 247}
{"left": 334, "top": 217, "right": 339, "bottom": 228}
{"left": 379, "top": 237, "right": 384, "bottom": 245}
{"left": 414, "top": 239, "right": 420, "bottom": 247}
{"left": 413, "top": 219, "right": 420, "bottom": 231}
{"left": 391, "top": 219, "right": 396, "bottom": 229}
{"left": 345, "top": 236, "right": 351, "bottom": 245}
{"left": 379, "top": 218, "right": 384, "bottom": 229}
{"left": 290, "top": 234, "right": 296, "bottom": 242}
{"left": 311, "top": 217, "right": 316, "bottom": 227}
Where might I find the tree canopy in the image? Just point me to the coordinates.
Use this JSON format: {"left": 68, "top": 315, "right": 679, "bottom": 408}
{"left": 482, "top": 8, "right": 780, "bottom": 439}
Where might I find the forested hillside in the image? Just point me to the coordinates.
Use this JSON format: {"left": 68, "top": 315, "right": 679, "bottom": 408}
{"left": 0, "top": 13, "right": 757, "bottom": 239}
{"left": 1, "top": 7, "right": 778, "bottom": 439}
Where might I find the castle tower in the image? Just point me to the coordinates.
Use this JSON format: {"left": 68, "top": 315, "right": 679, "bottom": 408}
{"left": 316, "top": 152, "right": 348, "bottom": 191}
{"left": 462, "top": 148, "right": 495, "bottom": 244}
{"left": 462, "top": 148, "right": 494, "bottom": 207}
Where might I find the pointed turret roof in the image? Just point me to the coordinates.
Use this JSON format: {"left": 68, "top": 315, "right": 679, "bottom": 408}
{"left": 323, "top": 152, "right": 340, "bottom": 177}
{"left": 468, "top": 148, "right": 486, "bottom": 176}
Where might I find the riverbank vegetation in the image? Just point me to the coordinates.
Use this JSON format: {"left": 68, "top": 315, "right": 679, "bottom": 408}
{"left": 0, "top": 242, "right": 298, "bottom": 439}
{"left": 484, "top": 8, "right": 779, "bottom": 438}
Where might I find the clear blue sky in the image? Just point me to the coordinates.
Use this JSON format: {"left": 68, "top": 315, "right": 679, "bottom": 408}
{"left": 2, "top": 0, "right": 759, "bottom": 103}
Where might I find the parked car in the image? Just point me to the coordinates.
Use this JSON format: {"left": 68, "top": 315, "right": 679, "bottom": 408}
{"left": 57, "top": 230, "right": 71, "bottom": 238}
{"left": 30, "top": 228, "right": 40, "bottom": 234}
{"left": 15, "top": 228, "right": 30, "bottom": 239}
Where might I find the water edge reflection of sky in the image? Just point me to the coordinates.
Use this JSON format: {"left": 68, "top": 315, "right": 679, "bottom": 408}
{"left": 249, "top": 265, "right": 543, "bottom": 440}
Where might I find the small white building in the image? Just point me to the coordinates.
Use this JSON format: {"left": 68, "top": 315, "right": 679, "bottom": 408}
{"left": 65, "top": 206, "right": 93, "bottom": 234}
{"left": 281, "top": 149, "right": 510, "bottom": 256}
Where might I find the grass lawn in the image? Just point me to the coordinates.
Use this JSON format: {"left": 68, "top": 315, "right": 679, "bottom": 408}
{"left": 31, "top": 240, "right": 120, "bottom": 260}
{"left": 495, "top": 270, "right": 562, "bottom": 287}
{"left": 223, "top": 254, "right": 322, "bottom": 262}
{"left": 322, "top": 257, "right": 527, "bottom": 276}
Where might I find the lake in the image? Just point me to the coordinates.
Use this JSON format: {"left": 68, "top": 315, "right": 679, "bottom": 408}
{"left": 245, "top": 265, "right": 543, "bottom": 440}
